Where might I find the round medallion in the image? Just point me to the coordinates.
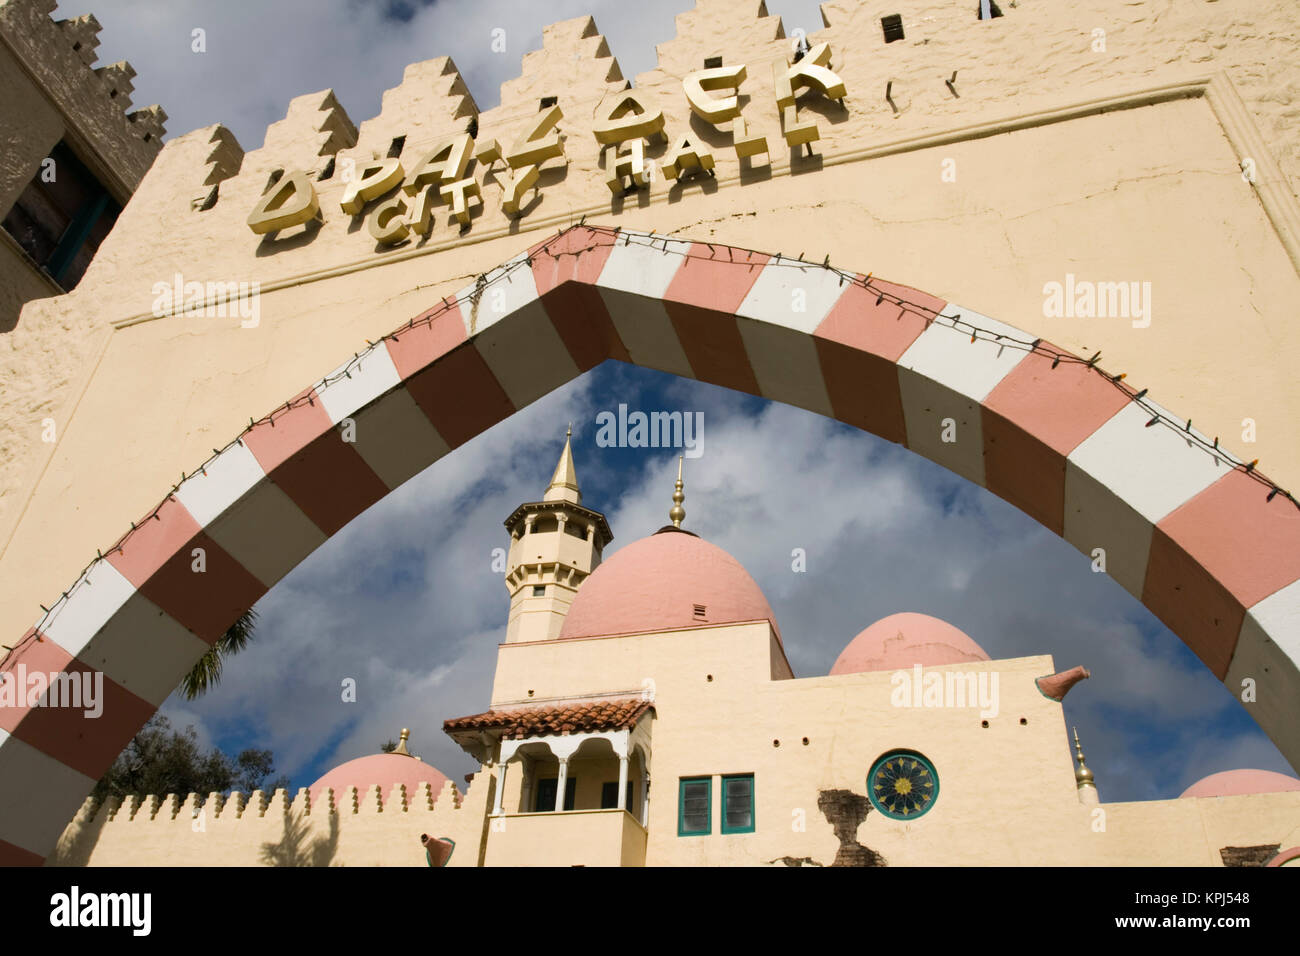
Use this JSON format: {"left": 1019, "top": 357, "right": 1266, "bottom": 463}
{"left": 868, "top": 750, "right": 938, "bottom": 820}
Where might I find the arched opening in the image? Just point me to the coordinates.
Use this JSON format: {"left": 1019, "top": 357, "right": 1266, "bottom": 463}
{"left": 3, "top": 224, "right": 1297, "bottom": 865}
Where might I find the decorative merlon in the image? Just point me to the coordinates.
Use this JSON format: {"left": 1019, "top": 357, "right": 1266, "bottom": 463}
{"left": 497, "top": 16, "right": 625, "bottom": 114}
{"left": 55, "top": 12, "right": 100, "bottom": 66}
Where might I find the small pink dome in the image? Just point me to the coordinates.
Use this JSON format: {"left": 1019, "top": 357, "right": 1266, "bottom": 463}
{"left": 558, "top": 528, "right": 781, "bottom": 641}
{"left": 309, "top": 753, "right": 450, "bottom": 808}
{"left": 1178, "top": 769, "right": 1300, "bottom": 799}
{"left": 830, "top": 612, "right": 990, "bottom": 675}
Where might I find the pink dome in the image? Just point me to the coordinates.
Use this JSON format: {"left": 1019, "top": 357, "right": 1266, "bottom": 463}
{"left": 309, "top": 753, "right": 450, "bottom": 808}
{"left": 558, "top": 528, "right": 781, "bottom": 641}
{"left": 1178, "top": 769, "right": 1300, "bottom": 799}
{"left": 830, "top": 612, "right": 990, "bottom": 675}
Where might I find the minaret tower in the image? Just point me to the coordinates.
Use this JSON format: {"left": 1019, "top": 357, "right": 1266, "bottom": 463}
{"left": 502, "top": 427, "right": 613, "bottom": 643}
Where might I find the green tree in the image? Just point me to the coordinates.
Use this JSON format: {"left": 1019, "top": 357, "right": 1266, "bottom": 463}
{"left": 93, "top": 714, "right": 289, "bottom": 804}
{"left": 181, "top": 607, "right": 257, "bottom": 700}
{"left": 380, "top": 740, "right": 398, "bottom": 753}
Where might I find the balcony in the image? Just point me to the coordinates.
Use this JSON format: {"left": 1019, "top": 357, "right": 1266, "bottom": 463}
{"left": 483, "top": 808, "right": 647, "bottom": 866}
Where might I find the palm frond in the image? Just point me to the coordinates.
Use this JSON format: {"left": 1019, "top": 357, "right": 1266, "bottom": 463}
{"left": 181, "top": 608, "right": 258, "bottom": 700}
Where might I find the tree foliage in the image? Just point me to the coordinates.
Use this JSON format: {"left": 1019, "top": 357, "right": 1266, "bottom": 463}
{"left": 181, "top": 607, "right": 258, "bottom": 700}
{"left": 92, "top": 714, "right": 289, "bottom": 803}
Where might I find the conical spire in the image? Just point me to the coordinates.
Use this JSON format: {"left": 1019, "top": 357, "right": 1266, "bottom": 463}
{"left": 543, "top": 425, "right": 582, "bottom": 504}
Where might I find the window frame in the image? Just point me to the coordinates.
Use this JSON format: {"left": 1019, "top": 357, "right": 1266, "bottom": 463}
{"left": 720, "top": 773, "right": 756, "bottom": 834}
{"left": 677, "top": 776, "right": 712, "bottom": 836}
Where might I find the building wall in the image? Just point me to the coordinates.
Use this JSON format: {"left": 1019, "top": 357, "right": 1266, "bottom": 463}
{"left": 2, "top": 0, "right": 1298, "bottom": 660}
{"left": 0, "top": 0, "right": 165, "bottom": 329}
{"left": 54, "top": 624, "right": 1300, "bottom": 865}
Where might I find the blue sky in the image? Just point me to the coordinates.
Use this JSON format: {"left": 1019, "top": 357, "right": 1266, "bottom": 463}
{"left": 71, "top": 0, "right": 1296, "bottom": 800}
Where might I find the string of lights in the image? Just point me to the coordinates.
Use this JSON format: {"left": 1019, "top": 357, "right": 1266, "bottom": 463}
{"left": 5, "top": 222, "right": 1293, "bottom": 667}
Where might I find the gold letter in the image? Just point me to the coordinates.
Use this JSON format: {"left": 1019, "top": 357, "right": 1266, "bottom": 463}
{"left": 246, "top": 170, "right": 319, "bottom": 235}
{"left": 440, "top": 177, "right": 481, "bottom": 225}
{"left": 339, "top": 158, "right": 404, "bottom": 215}
{"left": 683, "top": 64, "right": 746, "bottom": 124}
{"left": 402, "top": 134, "right": 474, "bottom": 195}
{"left": 604, "top": 139, "right": 650, "bottom": 192}
{"left": 505, "top": 104, "right": 564, "bottom": 169}
{"left": 660, "top": 135, "right": 714, "bottom": 180}
{"left": 368, "top": 192, "right": 411, "bottom": 245}
{"left": 593, "top": 92, "right": 665, "bottom": 146}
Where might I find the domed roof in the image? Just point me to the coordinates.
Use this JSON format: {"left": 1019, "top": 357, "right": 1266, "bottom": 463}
{"left": 1178, "top": 769, "right": 1300, "bottom": 799}
{"left": 558, "top": 528, "right": 781, "bottom": 641}
{"left": 830, "top": 612, "right": 990, "bottom": 675}
{"left": 309, "top": 747, "right": 450, "bottom": 809}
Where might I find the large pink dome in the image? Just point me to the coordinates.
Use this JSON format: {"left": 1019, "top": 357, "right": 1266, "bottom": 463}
{"left": 830, "top": 612, "right": 990, "bottom": 675}
{"left": 558, "top": 528, "right": 781, "bottom": 641}
{"left": 1178, "top": 769, "right": 1300, "bottom": 799}
{"left": 309, "top": 752, "right": 450, "bottom": 809}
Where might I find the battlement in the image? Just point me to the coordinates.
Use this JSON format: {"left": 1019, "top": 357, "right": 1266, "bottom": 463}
{"left": 51, "top": 775, "right": 489, "bottom": 867}
{"left": 0, "top": 0, "right": 165, "bottom": 194}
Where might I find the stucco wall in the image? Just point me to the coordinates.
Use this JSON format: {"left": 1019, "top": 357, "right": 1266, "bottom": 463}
{"left": 54, "top": 624, "right": 1300, "bottom": 865}
{"left": 3, "top": 0, "right": 1298, "bottom": 657}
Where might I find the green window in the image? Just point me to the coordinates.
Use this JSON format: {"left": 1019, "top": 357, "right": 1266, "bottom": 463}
{"left": 721, "top": 774, "right": 755, "bottom": 834}
{"left": 678, "top": 777, "right": 711, "bottom": 836}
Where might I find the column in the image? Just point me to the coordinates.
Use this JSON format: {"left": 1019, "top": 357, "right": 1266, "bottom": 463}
{"left": 554, "top": 757, "right": 568, "bottom": 812}
{"left": 617, "top": 754, "right": 629, "bottom": 811}
{"left": 492, "top": 759, "right": 507, "bottom": 816}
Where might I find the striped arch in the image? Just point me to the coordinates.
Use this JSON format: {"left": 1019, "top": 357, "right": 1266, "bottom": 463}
{"left": 2, "top": 224, "right": 1298, "bottom": 864}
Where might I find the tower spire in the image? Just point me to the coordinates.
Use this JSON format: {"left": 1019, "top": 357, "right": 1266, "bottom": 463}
{"left": 669, "top": 455, "right": 686, "bottom": 528}
{"left": 544, "top": 424, "right": 581, "bottom": 504}
{"left": 1073, "top": 726, "right": 1099, "bottom": 804}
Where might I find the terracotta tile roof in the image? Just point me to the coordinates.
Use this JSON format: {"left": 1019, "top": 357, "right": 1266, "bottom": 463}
{"left": 443, "top": 697, "right": 652, "bottom": 740}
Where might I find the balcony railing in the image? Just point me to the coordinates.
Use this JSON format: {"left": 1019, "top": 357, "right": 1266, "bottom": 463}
{"left": 483, "top": 807, "right": 647, "bottom": 867}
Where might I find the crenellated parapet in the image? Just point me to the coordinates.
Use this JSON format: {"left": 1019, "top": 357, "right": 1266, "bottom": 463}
{"left": 652, "top": 0, "right": 786, "bottom": 78}
{"left": 50, "top": 776, "right": 479, "bottom": 867}
{"left": 244, "top": 89, "right": 358, "bottom": 181}
{"left": 348, "top": 56, "right": 478, "bottom": 163}
{"left": 497, "top": 16, "right": 626, "bottom": 117}
{"left": 0, "top": 0, "right": 165, "bottom": 194}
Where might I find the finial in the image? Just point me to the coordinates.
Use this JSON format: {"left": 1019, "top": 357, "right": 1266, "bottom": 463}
{"left": 1072, "top": 726, "right": 1095, "bottom": 789}
{"left": 566, "top": 422, "right": 572, "bottom": 438}
{"left": 392, "top": 728, "right": 413, "bottom": 757}
{"left": 669, "top": 455, "right": 686, "bottom": 528}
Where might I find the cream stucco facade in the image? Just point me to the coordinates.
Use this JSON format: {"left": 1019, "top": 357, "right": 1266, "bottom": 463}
{"left": 6, "top": 0, "right": 1300, "bottom": 865}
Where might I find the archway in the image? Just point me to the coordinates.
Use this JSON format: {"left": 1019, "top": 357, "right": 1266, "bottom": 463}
{"left": 2, "top": 224, "right": 1297, "bottom": 865}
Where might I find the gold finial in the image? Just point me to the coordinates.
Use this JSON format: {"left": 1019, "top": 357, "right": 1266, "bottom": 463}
{"left": 669, "top": 456, "right": 686, "bottom": 527}
{"left": 566, "top": 422, "right": 572, "bottom": 439}
{"left": 392, "top": 728, "right": 413, "bottom": 757}
{"left": 1073, "top": 726, "right": 1095, "bottom": 789}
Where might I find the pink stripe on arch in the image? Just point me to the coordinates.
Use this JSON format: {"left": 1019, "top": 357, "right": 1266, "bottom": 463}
{"left": 531, "top": 226, "right": 628, "bottom": 371}
{"left": 981, "top": 343, "right": 1131, "bottom": 534}
{"left": 0, "top": 633, "right": 156, "bottom": 780}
